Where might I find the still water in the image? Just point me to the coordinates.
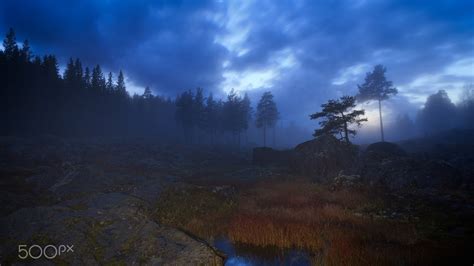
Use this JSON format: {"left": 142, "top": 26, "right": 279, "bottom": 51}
{"left": 214, "top": 237, "right": 313, "bottom": 266}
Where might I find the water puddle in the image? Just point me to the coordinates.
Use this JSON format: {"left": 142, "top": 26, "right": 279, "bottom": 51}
{"left": 214, "top": 237, "right": 313, "bottom": 266}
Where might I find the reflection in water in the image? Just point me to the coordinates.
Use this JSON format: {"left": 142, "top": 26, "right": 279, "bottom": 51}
{"left": 214, "top": 237, "right": 312, "bottom": 266}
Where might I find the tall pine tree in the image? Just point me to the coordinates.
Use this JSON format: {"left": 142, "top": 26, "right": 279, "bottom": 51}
{"left": 357, "top": 64, "right": 397, "bottom": 142}
{"left": 256, "top": 91, "right": 279, "bottom": 147}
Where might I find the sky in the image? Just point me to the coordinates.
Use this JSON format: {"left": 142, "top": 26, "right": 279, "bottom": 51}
{"left": 1, "top": 0, "right": 473, "bottom": 138}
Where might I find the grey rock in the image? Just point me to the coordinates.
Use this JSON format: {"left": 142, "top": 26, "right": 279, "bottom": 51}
{"left": 291, "top": 135, "right": 358, "bottom": 181}
{"left": 0, "top": 192, "right": 224, "bottom": 265}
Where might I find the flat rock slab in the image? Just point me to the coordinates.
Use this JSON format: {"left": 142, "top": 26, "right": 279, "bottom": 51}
{"left": 0, "top": 192, "right": 224, "bottom": 265}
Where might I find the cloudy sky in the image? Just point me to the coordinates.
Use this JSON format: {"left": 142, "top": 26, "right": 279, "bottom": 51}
{"left": 1, "top": 0, "right": 473, "bottom": 132}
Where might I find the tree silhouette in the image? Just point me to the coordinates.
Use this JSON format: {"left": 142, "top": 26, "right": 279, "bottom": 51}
{"left": 175, "top": 90, "right": 195, "bottom": 142}
{"left": 142, "top": 86, "right": 152, "bottom": 99}
{"left": 194, "top": 87, "right": 206, "bottom": 140}
{"left": 311, "top": 96, "right": 367, "bottom": 143}
{"left": 19, "top": 39, "right": 31, "bottom": 62}
{"left": 3, "top": 28, "right": 18, "bottom": 59}
{"left": 91, "top": 64, "right": 105, "bottom": 92}
{"left": 223, "top": 89, "right": 242, "bottom": 145}
{"left": 417, "top": 90, "right": 457, "bottom": 135}
{"left": 84, "top": 67, "right": 91, "bottom": 89}
{"left": 459, "top": 84, "right": 474, "bottom": 129}
{"left": 239, "top": 93, "right": 252, "bottom": 131}
{"left": 1, "top": 29, "right": 254, "bottom": 143}
{"left": 106, "top": 72, "right": 114, "bottom": 92}
{"left": 116, "top": 70, "right": 127, "bottom": 96}
{"left": 203, "top": 93, "right": 219, "bottom": 144}
{"left": 357, "top": 64, "right": 397, "bottom": 142}
{"left": 256, "top": 91, "right": 279, "bottom": 147}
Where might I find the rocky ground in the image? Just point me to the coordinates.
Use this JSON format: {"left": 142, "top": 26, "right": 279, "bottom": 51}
{"left": 0, "top": 137, "right": 228, "bottom": 265}
{"left": 1, "top": 135, "right": 473, "bottom": 265}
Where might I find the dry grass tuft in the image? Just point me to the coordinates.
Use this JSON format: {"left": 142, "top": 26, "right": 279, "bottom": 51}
{"left": 226, "top": 181, "right": 439, "bottom": 265}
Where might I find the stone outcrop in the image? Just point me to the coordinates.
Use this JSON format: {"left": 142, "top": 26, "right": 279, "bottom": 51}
{"left": 0, "top": 137, "right": 225, "bottom": 265}
{"left": 359, "top": 142, "right": 461, "bottom": 190}
{"left": 291, "top": 135, "right": 358, "bottom": 181}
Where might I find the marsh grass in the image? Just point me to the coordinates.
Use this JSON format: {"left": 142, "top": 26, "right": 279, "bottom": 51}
{"left": 227, "top": 181, "right": 465, "bottom": 265}
{"left": 153, "top": 178, "right": 470, "bottom": 265}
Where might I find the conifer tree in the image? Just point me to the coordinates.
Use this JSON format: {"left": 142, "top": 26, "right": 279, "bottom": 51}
{"left": 256, "top": 91, "right": 279, "bottom": 147}
{"left": 116, "top": 70, "right": 127, "bottom": 96}
{"left": 357, "top": 64, "right": 397, "bottom": 142}
{"left": 20, "top": 39, "right": 31, "bottom": 62}
{"left": 310, "top": 96, "right": 367, "bottom": 143}
{"left": 3, "top": 28, "right": 18, "bottom": 59}
{"left": 106, "top": 72, "right": 114, "bottom": 92}
{"left": 91, "top": 64, "right": 105, "bottom": 92}
{"left": 143, "top": 86, "right": 152, "bottom": 99}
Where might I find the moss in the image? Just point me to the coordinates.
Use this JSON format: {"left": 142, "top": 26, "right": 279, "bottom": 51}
{"left": 84, "top": 219, "right": 114, "bottom": 263}
{"left": 103, "top": 258, "right": 127, "bottom": 266}
{"left": 63, "top": 217, "right": 83, "bottom": 229}
{"left": 153, "top": 185, "right": 237, "bottom": 239}
{"left": 67, "top": 202, "right": 88, "bottom": 211}
{"left": 30, "top": 233, "right": 55, "bottom": 246}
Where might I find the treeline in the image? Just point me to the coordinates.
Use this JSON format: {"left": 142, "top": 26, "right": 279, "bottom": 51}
{"left": 391, "top": 87, "right": 474, "bottom": 139}
{"left": 0, "top": 29, "right": 280, "bottom": 146}
{"left": 175, "top": 88, "right": 253, "bottom": 145}
{"left": 311, "top": 64, "right": 474, "bottom": 143}
{"left": 0, "top": 28, "right": 176, "bottom": 138}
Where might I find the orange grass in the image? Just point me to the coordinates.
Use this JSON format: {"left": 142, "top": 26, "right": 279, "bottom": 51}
{"left": 226, "top": 181, "right": 440, "bottom": 265}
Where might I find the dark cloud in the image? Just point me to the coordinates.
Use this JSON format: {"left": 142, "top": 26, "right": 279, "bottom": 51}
{"left": 0, "top": 0, "right": 226, "bottom": 94}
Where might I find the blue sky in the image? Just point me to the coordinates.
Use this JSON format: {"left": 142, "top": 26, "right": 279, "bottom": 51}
{"left": 1, "top": 0, "right": 473, "bottom": 131}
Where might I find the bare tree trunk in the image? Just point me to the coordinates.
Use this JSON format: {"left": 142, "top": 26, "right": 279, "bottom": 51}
{"left": 378, "top": 99, "right": 385, "bottom": 142}
{"left": 272, "top": 126, "right": 276, "bottom": 147}
{"left": 263, "top": 126, "right": 266, "bottom": 147}
{"left": 344, "top": 121, "right": 349, "bottom": 143}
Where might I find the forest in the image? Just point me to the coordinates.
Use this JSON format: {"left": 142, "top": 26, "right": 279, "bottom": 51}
{"left": 1, "top": 29, "right": 282, "bottom": 147}
{"left": 2, "top": 28, "right": 473, "bottom": 146}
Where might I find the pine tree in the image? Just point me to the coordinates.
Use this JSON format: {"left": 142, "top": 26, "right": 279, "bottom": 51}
{"left": 106, "top": 72, "right": 114, "bottom": 92}
{"left": 240, "top": 93, "right": 252, "bottom": 130}
{"left": 91, "top": 64, "right": 105, "bottom": 92}
{"left": 116, "top": 70, "right": 127, "bottom": 96}
{"left": 203, "top": 93, "right": 218, "bottom": 144}
{"left": 417, "top": 90, "right": 457, "bottom": 135}
{"left": 239, "top": 93, "right": 252, "bottom": 145}
{"left": 357, "top": 64, "right": 397, "bottom": 142}
{"left": 42, "top": 55, "right": 60, "bottom": 81}
{"left": 3, "top": 28, "right": 18, "bottom": 59}
{"left": 194, "top": 87, "right": 205, "bottom": 132}
{"left": 223, "top": 89, "right": 244, "bottom": 145}
{"left": 310, "top": 96, "right": 367, "bottom": 143}
{"left": 20, "top": 39, "right": 31, "bottom": 62}
{"left": 64, "top": 58, "right": 76, "bottom": 85}
{"left": 175, "top": 90, "right": 195, "bottom": 142}
{"left": 256, "top": 91, "right": 279, "bottom": 147}
{"left": 142, "top": 86, "right": 153, "bottom": 99}
{"left": 84, "top": 67, "right": 91, "bottom": 89}
{"left": 74, "top": 58, "right": 83, "bottom": 83}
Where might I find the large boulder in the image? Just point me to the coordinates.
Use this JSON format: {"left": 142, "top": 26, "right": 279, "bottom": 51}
{"left": 290, "top": 135, "right": 359, "bottom": 181}
{"left": 359, "top": 147, "right": 462, "bottom": 191}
